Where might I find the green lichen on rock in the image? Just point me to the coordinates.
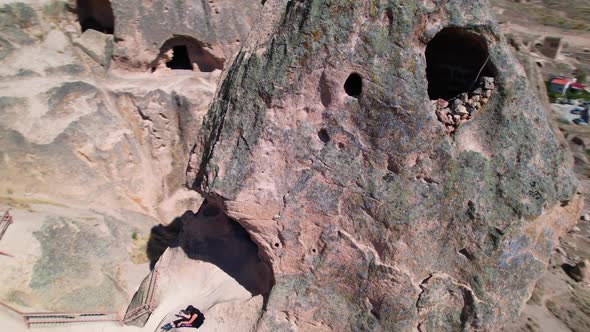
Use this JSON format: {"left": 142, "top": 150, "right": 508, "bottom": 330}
{"left": 28, "top": 215, "right": 132, "bottom": 311}
{"left": 190, "top": 0, "right": 579, "bottom": 330}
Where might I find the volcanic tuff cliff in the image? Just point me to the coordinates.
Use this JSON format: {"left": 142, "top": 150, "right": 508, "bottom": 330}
{"left": 0, "top": 0, "right": 260, "bottom": 314}
{"left": 188, "top": 0, "right": 582, "bottom": 330}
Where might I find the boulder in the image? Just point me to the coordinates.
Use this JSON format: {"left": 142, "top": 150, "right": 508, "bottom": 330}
{"left": 73, "top": 29, "right": 113, "bottom": 67}
{"left": 456, "top": 104, "right": 468, "bottom": 115}
{"left": 187, "top": 0, "right": 580, "bottom": 330}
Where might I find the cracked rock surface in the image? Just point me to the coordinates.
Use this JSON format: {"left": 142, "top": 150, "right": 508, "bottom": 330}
{"left": 188, "top": 0, "right": 582, "bottom": 330}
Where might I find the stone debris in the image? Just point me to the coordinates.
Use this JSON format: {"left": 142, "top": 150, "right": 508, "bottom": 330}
{"left": 433, "top": 76, "right": 495, "bottom": 134}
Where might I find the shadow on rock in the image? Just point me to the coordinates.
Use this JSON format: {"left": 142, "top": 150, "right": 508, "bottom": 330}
{"left": 562, "top": 261, "right": 589, "bottom": 282}
{"left": 147, "top": 200, "right": 274, "bottom": 299}
{"left": 147, "top": 217, "right": 183, "bottom": 269}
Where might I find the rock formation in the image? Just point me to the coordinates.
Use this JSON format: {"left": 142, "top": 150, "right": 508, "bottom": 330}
{"left": 106, "top": 0, "right": 260, "bottom": 71}
{"left": 0, "top": 0, "right": 260, "bottom": 316}
{"left": 188, "top": 0, "right": 582, "bottom": 330}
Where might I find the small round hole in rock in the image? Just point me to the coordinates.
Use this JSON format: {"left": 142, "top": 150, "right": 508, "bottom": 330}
{"left": 338, "top": 142, "right": 345, "bottom": 149}
{"left": 274, "top": 242, "right": 280, "bottom": 248}
{"left": 318, "top": 129, "right": 330, "bottom": 143}
{"left": 344, "top": 73, "right": 363, "bottom": 97}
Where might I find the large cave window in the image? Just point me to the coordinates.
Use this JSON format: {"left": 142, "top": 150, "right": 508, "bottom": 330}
{"left": 147, "top": 200, "right": 275, "bottom": 299}
{"left": 153, "top": 36, "right": 225, "bottom": 73}
{"left": 166, "top": 45, "right": 192, "bottom": 70}
{"left": 426, "top": 28, "right": 495, "bottom": 100}
{"left": 76, "top": 0, "right": 115, "bottom": 34}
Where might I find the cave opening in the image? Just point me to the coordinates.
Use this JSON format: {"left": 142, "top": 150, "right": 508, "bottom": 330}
{"left": 344, "top": 73, "right": 363, "bottom": 97}
{"left": 154, "top": 36, "right": 225, "bottom": 73}
{"left": 318, "top": 128, "right": 330, "bottom": 143}
{"left": 426, "top": 28, "right": 496, "bottom": 100}
{"left": 76, "top": 0, "right": 115, "bottom": 34}
{"left": 166, "top": 45, "right": 192, "bottom": 70}
{"left": 146, "top": 200, "right": 275, "bottom": 299}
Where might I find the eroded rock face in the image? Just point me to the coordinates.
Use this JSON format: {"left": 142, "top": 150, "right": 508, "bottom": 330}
{"left": 0, "top": 0, "right": 259, "bottom": 315}
{"left": 189, "top": 0, "right": 581, "bottom": 330}
{"left": 99, "top": 0, "right": 262, "bottom": 71}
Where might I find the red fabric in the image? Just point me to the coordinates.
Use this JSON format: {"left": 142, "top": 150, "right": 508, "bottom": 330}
{"left": 571, "top": 83, "right": 586, "bottom": 89}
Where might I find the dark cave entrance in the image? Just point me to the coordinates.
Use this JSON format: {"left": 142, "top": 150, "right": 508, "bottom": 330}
{"left": 146, "top": 200, "right": 275, "bottom": 299}
{"left": 344, "top": 73, "right": 363, "bottom": 97}
{"left": 166, "top": 45, "right": 192, "bottom": 70}
{"left": 76, "top": 0, "right": 114, "bottom": 34}
{"left": 426, "top": 28, "right": 496, "bottom": 100}
{"left": 153, "top": 36, "right": 225, "bottom": 73}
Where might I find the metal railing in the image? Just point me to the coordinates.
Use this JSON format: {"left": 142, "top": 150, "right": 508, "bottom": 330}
{"left": 0, "top": 210, "right": 160, "bottom": 328}
{"left": 0, "top": 301, "right": 123, "bottom": 328}
{"left": 123, "top": 269, "right": 159, "bottom": 324}
{"left": 0, "top": 210, "right": 13, "bottom": 241}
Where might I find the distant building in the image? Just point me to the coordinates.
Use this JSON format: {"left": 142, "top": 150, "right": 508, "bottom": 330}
{"left": 549, "top": 77, "right": 587, "bottom": 95}
{"left": 541, "top": 36, "right": 563, "bottom": 59}
{"left": 549, "top": 77, "right": 573, "bottom": 95}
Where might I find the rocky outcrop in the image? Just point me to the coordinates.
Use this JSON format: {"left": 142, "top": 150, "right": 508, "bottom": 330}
{"left": 0, "top": 0, "right": 261, "bottom": 220}
{"left": 0, "top": 0, "right": 259, "bottom": 315}
{"left": 188, "top": 0, "right": 581, "bottom": 330}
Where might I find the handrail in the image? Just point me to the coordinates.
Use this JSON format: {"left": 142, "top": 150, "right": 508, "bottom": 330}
{"left": 0, "top": 300, "right": 25, "bottom": 315}
{"left": 23, "top": 310, "right": 119, "bottom": 316}
{"left": 0, "top": 210, "right": 13, "bottom": 241}
{"left": 123, "top": 269, "right": 159, "bottom": 324}
{"left": 0, "top": 301, "right": 122, "bottom": 328}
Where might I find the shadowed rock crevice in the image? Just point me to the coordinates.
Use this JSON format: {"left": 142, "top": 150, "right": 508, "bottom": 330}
{"left": 147, "top": 200, "right": 274, "bottom": 299}
{"left": 319, "top": 71, "right": 332, "bottom": 107}
{"left": 146, "top": 218, "right": 183, "bottom": 268}
{"left": 76, "top": 0, "right": 114, "bottom": 34}
{"left": 166, "top": 45, "right": 192, "bottom": 70}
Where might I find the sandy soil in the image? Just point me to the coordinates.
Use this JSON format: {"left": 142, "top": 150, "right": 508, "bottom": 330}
{"left": 491, "top": 0, "right": 590, "bottom": 51}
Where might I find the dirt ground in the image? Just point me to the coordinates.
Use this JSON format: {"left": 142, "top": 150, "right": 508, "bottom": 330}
{"left": 491, "top": 0, "right": 590, "bottom": 77}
